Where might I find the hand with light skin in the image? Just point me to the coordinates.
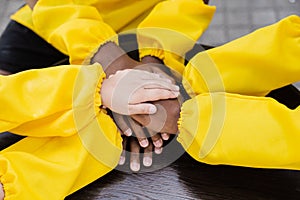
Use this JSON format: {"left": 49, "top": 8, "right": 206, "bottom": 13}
{"left": 93, "top": 42, "right": 179, "bottom": 115}
{"left": 100, "top": 68, "right": 179, "bottom": 115}
{"left": 114, "top": 56, "right": 180, "bottom": 171}
{"left": 131, "top": 56, "right": 183, "bottom": 135}
{"left": 93, "top": 42, "right": 179, "bottom": 171}
{"left": 125, "top": 56, "right": 175, "bottom": 147}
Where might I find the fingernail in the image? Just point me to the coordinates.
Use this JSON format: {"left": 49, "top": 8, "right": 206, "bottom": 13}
{"left": 154, "top": 147, "right": 163, "bottom": 154}
{"left": 154, "top": 139, "right": 163, "bottom": 147}
{"left": 119, "top": 156, "right": 125, "bottom": 165}
{"left": 124, "top": 128, "right": 132, "bottom": 136}
{"left": 161, "top": 133, "right": 170, "bottom": 140}
{"left": 140, "top": 139, "right": 149, "bottom": 148}
{"left": 174, "top": 85, "right": 180, "bottom": 91}
{"left": 143, "top": 157, "right": 152, "bottom": 167}
{"left": 130, "top": 162, "right": 140, "bottom": 172}
{"left": 149, "top": 105, "right": 157, "bottom": 114}
{"left": 172, "top": 91, "right": 180, "bottom": 97}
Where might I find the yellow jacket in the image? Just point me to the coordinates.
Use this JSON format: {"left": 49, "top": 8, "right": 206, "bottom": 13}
{"left": 179, "top": 15, "right": 300, "bottom": 170}
{"left": 4, "top": 0, "right": 300, "bottom": 198}
{"left": 0, "top": 64, "right": 122, "bottom": 199}
{"left": 0, "top": 15, "right": 300, "bottom": 199}
{"left": 3, "top": 1, "right": 215, "bottom": 199}
{"left": 11, "top": 0, "right": 215, "bottom": 72}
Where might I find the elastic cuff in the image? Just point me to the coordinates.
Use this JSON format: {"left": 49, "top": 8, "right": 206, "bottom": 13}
{"left": 176, "top": 99, "right": 196, "bottom": 150}
{"left": 95, "top": 67, "right": 107, "bottom": 110}
{"left": 84, "top": 38, "right": 119, "bottom": 65}
{"left": 0, "top": 156, "right": 18, "bottom": 199}
{"left": 139, "top": 48, "right": 165, "bottom": 62}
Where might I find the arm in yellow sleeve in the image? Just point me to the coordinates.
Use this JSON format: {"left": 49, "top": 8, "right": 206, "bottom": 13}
{"left": 178, "top": 92, "right": 300, "bottom": 170}
{"left": 137, "top": 0, "right": 215, "bottom": 73}
{"left": 183, "top": 15, "right": 300, "bottom": 96}
{"left": 0, "top": 63, "right": 106, "bottom": 137}
{"left": 31, "top": 0, "right": 118, "bottom": 64}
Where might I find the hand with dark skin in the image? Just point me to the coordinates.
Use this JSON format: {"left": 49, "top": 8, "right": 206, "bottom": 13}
{"left": 116, "top": 56, "right": 178, "bottom": 171}
{"left": 132, "top": 56, "right": 182, "bottom": 135}
{"left": 25, "top": 0, "right": 38, "bottom": 9}
{"left": 93, "top": 42, "right": 176, "bottom": 171}
{"left": 132, "top": 98, "right": 181, "bottom": 135}
{"left": 91, "top": 42, "right": 140, "bottom": 77}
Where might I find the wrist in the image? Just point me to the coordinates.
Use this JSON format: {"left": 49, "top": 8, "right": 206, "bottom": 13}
{"left": 91, "top": 42, "right": 140, "bottom": 77}
{"left": 141, "top": 56, "right": 163, "bottom": 64}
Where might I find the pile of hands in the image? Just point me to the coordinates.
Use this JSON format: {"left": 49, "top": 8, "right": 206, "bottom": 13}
{"left": 93, "top": 42, "right": 182, "bottom": 172}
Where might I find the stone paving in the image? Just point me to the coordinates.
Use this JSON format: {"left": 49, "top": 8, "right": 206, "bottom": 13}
{"left": 199, "top": 0, "right": 300, "bottom": 45}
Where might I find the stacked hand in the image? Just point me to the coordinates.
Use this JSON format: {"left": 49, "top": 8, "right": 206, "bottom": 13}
{"left": 101, "top": 69, "right": 179, "bottom": 115}
{"left": 93, "top": 42, "right": 182, "bottom": 172}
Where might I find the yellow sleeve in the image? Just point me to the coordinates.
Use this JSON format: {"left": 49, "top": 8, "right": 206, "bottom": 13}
{"left": 0, "top": 63, "right": 106, "bottom": 137}
{"left": 31, "top": 0, "right": 118, "bottom": 64}
{"left": 183, "top": 15, "right": 300, "bottom": 97}
{"left": 177, "top": 92, "right": 300, "bottom": 170}
{"left": 137, "top": 0, "right": 215, "bottom": 73}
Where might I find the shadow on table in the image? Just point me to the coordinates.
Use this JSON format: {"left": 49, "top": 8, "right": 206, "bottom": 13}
{"left": 67, "top": 149, "right": 300, "bottom": 200}
{"left": 1, "top": 38, "right": 300, "bottom": 199}
{"left": 67, "top": 42, "right": 300, "bottom": 200}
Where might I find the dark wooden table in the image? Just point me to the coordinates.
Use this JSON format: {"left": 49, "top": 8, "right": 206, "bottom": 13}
{"left": 65, "top": 82, "right": 300, "bottom": 200}
{"left": 1, "top": 38, "right": 300, "bottom": 199}
{"left": 67, "top": 142, "right": 300, "bottom": 200}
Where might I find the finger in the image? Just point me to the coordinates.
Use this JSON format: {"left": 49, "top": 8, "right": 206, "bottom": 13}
{"left": 142, "top": 81, "right": 180, "bottom": 92}
{"left": 130, "top": 138, "right": 141, "bottom": 172}
{"left": 128, "top": 103, "right": 157, "bottom": 115}
{"left": 128, "top": 87, "right": 180, "bottom": 115}
{"left": 151, "top": 67, "right": 176, "bottom": 84}
{"left": 128, "top": 118, "right": 149, "bottom": 148}
{"left": 143, "top": 142, "right": 153, "bottom": 167}
{"left": 136, "top": 62, "right": 178, "bottom": 84}
{"left": 119, "top": 136, "right": 127, "bottom": 165}
{"left": 129, "top": 88, "right": 179, "bottom": 106}
{"left": 161, "top": 133, "right": 170, "bottom": 141}
{"left": 132, "top": 103, "right": 167, "bottom": 133}
{"left": 113, "top": 113, "right": 132, "bottom": 136}
{"left": 134, "top": 70, "right": 179, "bottom": 91}
{"left": 154, "top": 146, "right": 163, "bottom": 155}
{"left": 148, "top": 130, "right": 163, "bottom": 148}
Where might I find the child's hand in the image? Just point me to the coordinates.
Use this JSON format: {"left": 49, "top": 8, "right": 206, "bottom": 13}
{"left": 132, "top": 99, "right": 181, "bottom": 134}
{"left": 101, "top": 69, "right": 179, "bottom": 115}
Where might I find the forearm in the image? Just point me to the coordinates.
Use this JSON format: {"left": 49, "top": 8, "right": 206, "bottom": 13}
{"left": 0, "top": 64, "right": 105, "bottom": 136}
{"left": 184, "top": 15, "right": 300, "bottom": 97}
{"left": 31, "top": 0, "right": 117, "bottom": 64}
{"left": 0, "top": 127, "right": 121, "bottom": 199}
{"left": 178, "top": 92, "right": 300, "bottom": 170}
{"left": 91, "top": 42, "right": 140, "bottom": 77}
{"left": 137, "top": 0, "right": 215, "bottom": 73}
{"left": 25, "top": 0, "right": 38, "bottom": 9}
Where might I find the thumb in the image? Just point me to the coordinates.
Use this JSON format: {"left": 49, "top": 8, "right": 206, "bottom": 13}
{"left": 127, "top": 103, "right": 157, "bottom": 115}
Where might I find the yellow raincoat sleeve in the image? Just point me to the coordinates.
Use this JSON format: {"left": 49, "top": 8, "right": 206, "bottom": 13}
{"left": 178, "top": 93, "right": 300, "bottom": 170}
{"left": 0, "top": 64, "right": 122, "bottom": 199}
{"left": 177, "top": 15, "right": 300, "bottom": 170}
{"left": 0, "top": 63, "right": 105, "bottom": 137}
{"left": 183, "top": 15, "right": 300, "bottom": 97}
{"left": 137, "top": 0, "right": 215, "bottom": 73}
{"left": 30, "top": 0, "right": 118, "bottom": 64}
